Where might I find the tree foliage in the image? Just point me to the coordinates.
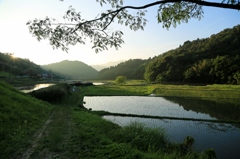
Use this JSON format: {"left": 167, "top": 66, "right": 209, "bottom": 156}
{"left": 41, "top": 60, "right": 98, "bottom": 79}
{"left": 27, "top": 0, "right": 240, "bottom": 52}
{"left": 97, "top": 25, "right": 240, "bottom": 84}
{"left": 98, "top": 59, "right": 151, "bottom": 80}
{"left": 0, "top": 52, "right": 44, "bottom": 76}
{"left": 144, "top": 25, "right": 240, "bottom": 84}
{"left": 115, "top": 75, "right": 127, "bottom": 85}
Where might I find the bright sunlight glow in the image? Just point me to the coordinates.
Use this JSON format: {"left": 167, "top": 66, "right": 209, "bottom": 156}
{"left": 0, "top": 0, "right": 239, "bottom": 65}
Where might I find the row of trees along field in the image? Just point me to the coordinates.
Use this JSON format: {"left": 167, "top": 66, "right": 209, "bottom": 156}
{"left": 144, "top": 25, "right": 240, "bottom": 84}
{"left": 98, "top": 25, "right": 240, "bottom": 84}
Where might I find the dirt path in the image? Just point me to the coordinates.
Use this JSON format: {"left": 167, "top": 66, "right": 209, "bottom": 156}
{"left": 19, "top": 106, "right": 73, "bottom": 159}
{"left": 19, "top": 110, "right": 55, "bottom": 159}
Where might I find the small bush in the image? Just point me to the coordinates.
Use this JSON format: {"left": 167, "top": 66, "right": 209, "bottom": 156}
{"left": 115, "top": 76, "right": 127, "bottom": 85}
{"left": 29, "top": 83, "right": 70, "bottom": 103}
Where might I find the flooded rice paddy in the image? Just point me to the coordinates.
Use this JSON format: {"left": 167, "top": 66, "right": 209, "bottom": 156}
{"left": 84, "top": 96, "right": 240, "bottom": 159}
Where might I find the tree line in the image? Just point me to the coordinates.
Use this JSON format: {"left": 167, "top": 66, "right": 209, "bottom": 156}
{"left": 98, "top": 58, "right": 151, "bottom": 80}
{"left": 1, "top": 25, "right": 239, "bottom": 84}
{"left": 98, "top": 25, "right": 240, "bottom": 84}
{"left": 144, "top": 25, "right": 240, "bottom": 84}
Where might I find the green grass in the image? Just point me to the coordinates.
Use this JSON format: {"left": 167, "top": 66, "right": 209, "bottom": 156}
{"left": 111, "top": 122, "right": 168, "bottom": 152}
{"left": 82, "top": 81, "right": 240, "bottom": 98}
{"left": 29, "top": 106, "right": 74, "bottom": 159}
{"left": 0, "top": 81, "right": 54, "bottom": 158}
{"left": 83, "top": 84, "right": 153, "bottom": 96}
{"left": 68, "top": 109, "right": 212, "bottom": 159}
{"left": 152, "top": 84, "right": 240, "bottom": 98}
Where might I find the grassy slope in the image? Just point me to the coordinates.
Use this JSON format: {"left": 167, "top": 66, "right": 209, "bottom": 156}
{"left": 0, "top": 81, "right": 54, "bottom": 158}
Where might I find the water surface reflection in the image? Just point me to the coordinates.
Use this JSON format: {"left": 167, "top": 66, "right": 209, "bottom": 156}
{"left": 84, "top": 96, "right": 216, "bottom": 120}
{"left": 18, "top": 83, "right": 54, "bottom": 93}
{"left": 103, "top": 116, "right": 240, "bottom": 159}
{"left": 84, "top": 96, "right": 240, "bottom": 159}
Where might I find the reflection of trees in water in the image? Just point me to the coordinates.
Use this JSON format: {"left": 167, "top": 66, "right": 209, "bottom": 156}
{"left": 163, "top": 97, "right": 240, "bottom": 122}
{"left": 204, "top": 122, "right": 233, "bottom": 132}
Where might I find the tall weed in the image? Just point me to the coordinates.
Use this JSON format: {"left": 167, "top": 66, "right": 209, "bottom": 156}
{"left": 111, "top": 122, "right": 168, "bottom": 152}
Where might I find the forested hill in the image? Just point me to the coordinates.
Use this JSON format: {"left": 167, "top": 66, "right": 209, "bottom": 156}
{"left": 98, "top": 59, "right": 151, "bottom": 80}
{"left": 144, "top": 25, "right": 240, "bottom": 84}
{"left": 0, "top": 52, "right": 44, "bottom": 76}
{"left": 91, "top": 60, "right": 124, "bottom": 71}
{"left": 41, "top": 60, "right": 98, "bottom": 79}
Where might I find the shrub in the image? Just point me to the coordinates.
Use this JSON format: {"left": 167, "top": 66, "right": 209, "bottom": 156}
{"left": 115, "top": 76, "right": 127, "bottom": 85}
{"left": 29, "top": 83, "right": 70, "bottom": 103}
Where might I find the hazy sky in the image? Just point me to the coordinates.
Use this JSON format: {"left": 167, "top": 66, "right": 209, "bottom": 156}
{"left": 0, "top": 0, "right": 239, "bottom": 65}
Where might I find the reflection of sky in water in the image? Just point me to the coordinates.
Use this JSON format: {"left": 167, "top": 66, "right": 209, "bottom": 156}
{"left": 20, "top": 84, "right": 54, "bottom": 93}
{"left": 84, "top": 96, "right": 240, "bottom": 159}
{"left": 103, "top": 116, "right": 240, "bottom": 159}
{"left": 33, "top": 84, "right": 54, "bottom": 90}
{"left": 84, "top": 96, "right": 215, "bottom": 120}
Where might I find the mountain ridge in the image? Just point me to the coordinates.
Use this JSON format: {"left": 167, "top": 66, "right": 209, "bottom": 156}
{"left": 144, "top": 25, "right": 240, "bottom": 84}
{"left": 91, "top": 60, "right": 124, "bottom": 71}
{"left": 97, "top": 25, "right": 240, "bottom": 84}
{"left": 41, "top": 60, "right": 98, "bottom": 80}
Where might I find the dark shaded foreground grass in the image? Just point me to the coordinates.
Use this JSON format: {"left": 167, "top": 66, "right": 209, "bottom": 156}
{"left": 0, "top": 81, "right": 54, "bottom": 159}
{"left": 0, "top": 81, "right": 216, "bottom": 159}
{"left": 36, "top": 106, "right": 213, "bottom": 159}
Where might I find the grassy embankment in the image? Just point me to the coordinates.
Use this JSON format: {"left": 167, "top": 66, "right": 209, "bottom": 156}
{"left": 0, "top": 81, "right": 54, "bottom": 158}
{"left": 2, "top": 80, "right": 239, "bottom": 158}
{"left": 85, "top": 80, "right": 240, "bottom": 98}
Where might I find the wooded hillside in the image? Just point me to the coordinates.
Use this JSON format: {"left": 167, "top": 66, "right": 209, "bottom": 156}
{"left": 98, "top": 59, "right": 151, "bottom": 80}
{"left": 144, "top": 25, "right": 240, "bottom": 84}
{"left": 0, "top": 52, "right": 44, "bottom": 76}
{"left": 1, "top": 25, "right": 239, "bottom": 84}
{"left": 41, "top": 60, "right": 98, "bottom": 79}
{"left": 97, "top": 25, "right": 240, "bottom": 84}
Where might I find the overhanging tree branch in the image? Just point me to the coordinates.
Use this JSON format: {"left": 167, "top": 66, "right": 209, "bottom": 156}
{"left": 71, "top": 0, "right": 239, "bottom": 33}
{"left": 27, "top": 0, "right": 240, "bottom": 52}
